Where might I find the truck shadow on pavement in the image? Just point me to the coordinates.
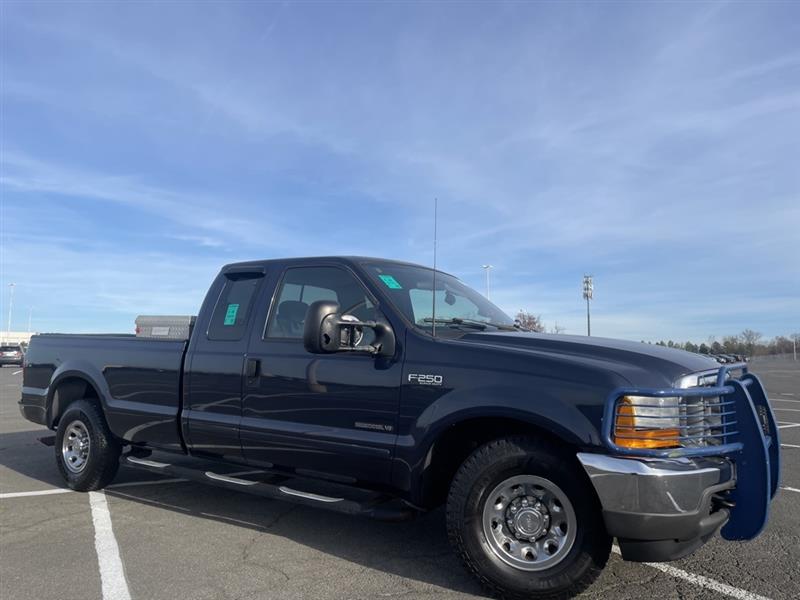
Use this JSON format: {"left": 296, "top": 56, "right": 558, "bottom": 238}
{"left": 1, "top": 428, "right": 485, "bottom": 597}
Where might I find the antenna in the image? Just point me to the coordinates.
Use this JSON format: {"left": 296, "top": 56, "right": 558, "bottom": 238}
{"left": 432, "top": 198, "right": 438, "bottom": 337}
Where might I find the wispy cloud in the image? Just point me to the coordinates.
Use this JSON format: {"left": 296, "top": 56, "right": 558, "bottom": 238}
{"left": 171, "top": 235, "right": 227, "bottom": 249}
{"left": 1, "top": 151, "right": 305, "bottom": 251}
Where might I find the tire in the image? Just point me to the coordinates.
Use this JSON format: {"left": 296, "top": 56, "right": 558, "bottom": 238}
{"left": 446, "top": 436, "right": 611, "bottom": 600}
{"left": 55, "top": 399, "right": 121, "bottom": 491}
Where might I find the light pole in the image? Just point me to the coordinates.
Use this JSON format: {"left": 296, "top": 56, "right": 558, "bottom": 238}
{"left": 582, "top": 275, "right": 593, "bottom": 336}
{"left": 481, "top": 265, "right": 493, "bottom": 300}
{"left": 7, "top": 283, "right": 15, "bottom": 341}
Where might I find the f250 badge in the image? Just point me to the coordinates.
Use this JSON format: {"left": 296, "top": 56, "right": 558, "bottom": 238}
{"left": 408, "top": 373, "right": 443, "bottom": 386}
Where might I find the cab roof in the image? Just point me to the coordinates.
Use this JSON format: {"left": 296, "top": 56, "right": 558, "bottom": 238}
{"left": 220, "top": 256, "right": 453, "bottom": 276}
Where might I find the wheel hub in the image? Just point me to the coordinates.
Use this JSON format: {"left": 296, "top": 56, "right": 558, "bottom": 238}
{"left": 508, "top": 498, "right": 550, "bottom": 540}
{"left": 61, "top": 420, "right": 91, "bottom": 474}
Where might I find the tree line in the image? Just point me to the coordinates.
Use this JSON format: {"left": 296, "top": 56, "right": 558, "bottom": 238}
{"left": 643, "top": 330, "right": 800, "bottom": 357}
{"left": 514, "top": 311, "right": 798, "bottom": 358}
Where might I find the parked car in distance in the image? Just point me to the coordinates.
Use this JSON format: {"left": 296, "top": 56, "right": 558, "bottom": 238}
{"left": 19, "top": 256, "right": 780, "bottom": 600}
{"left": 0, "top": 344, "right": 24, "bottom": 367}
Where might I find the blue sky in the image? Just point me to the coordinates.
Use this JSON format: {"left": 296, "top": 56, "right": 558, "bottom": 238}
{"left": 1, "top": 1, "right": 798, "bottom": 342}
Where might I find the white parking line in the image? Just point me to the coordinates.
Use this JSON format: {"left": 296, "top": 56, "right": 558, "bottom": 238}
{"left": 89, "top": 491, "right": 132, "bottom": 600}
{"left": 0, "top": 487, "right": 74, "bottom": 499}
{"left": 781, "top": 486, "right": 800, "bottom": 494}
{"left": 772, "top": 407, "right": 800, "bottom": 412}
{"left": 779, "top": 393, "right": 795, "bottom": 396}
{"left": 777, "top": 423, "right": 800, "bottom": 429}
{"left": 12, "top": 370, "right": 22, "bottom": 375}
{"left": 781, "top": 443, "right": 800, "bottom": 449}
{"left": 0, "top": 470, "right": 265, "bottom": 500}
{"left": 0, "top": 478, "right": 187, "bottom": 499}
{"left": 611, "top": 546, "right": 771, "bottom": 600}
{"left": 773, "top": 398, "right": 800, "bottom": 404}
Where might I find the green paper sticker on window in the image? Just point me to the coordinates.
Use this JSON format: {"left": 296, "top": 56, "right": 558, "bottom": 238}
{"left": 223, "top": 303, "right": 240, "bottom": 326}
{"left": 378, "top": 274, "right": 403, "bottom": 289}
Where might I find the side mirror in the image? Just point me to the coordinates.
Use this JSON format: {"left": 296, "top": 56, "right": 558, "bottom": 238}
{"left": 303, "top": 300, "right": 396, "bottom": 358}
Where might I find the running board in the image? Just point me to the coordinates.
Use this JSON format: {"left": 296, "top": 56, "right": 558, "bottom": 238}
{"left": 127, "top": 456, "right": 170, "bottom": 469}
{"left": 205, "top": 471, "right": 258, "bottom": 486}
{"left": 278, "top": 486, "right": 342, "bottom": 503}
{"left": 121, "top": 455, "right": 414, "bottom": 521}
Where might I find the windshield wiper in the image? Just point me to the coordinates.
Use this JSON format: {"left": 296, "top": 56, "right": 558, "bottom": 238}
{"left": 492, "top": 322, "right": 525, "bottom": 332}
{"left": 422, "top": 317, "right": 490, "bottom": 330}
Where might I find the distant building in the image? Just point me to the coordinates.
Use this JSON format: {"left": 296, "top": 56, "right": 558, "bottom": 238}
{"left": 0, "top": 331, "right": 36, "bottom": 346}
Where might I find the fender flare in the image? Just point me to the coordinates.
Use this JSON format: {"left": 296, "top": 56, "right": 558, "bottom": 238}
{"left": 46, "top": 361, "right": 112, "bottom": 428}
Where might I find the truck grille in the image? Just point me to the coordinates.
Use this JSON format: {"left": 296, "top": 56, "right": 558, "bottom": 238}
{"left": 678, "top": 369, "right": 741, "bottom": 447}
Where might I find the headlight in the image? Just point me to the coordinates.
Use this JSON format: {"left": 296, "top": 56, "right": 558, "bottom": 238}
{"left": 613, "top": 395, "right": 681, "bottom": 449}
{"left": 674, "top": 371, "right": 719, "bottom": 389}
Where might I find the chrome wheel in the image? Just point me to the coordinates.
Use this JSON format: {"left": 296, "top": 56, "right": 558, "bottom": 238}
{"left": 482, "top": 475, "right": 577, "bottom": 571}
{"left": 61, "top": 420, "right": 91, "bottom": 473}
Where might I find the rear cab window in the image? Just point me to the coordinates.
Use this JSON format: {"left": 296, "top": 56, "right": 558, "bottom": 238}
{"left": 207, "top": 272, "right": 263, "bottom": 341}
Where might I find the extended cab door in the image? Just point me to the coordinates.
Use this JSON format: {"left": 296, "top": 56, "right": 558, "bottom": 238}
{"left": 183, "top": 267, "right": 266, "bottom": 461}
{"left": 241, "top": 263, "right": 402, "bottom": 485}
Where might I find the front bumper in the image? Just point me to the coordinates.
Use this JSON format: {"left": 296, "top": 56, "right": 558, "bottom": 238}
{"left": 578, "top": 453, "right": 735, "bottom": 561}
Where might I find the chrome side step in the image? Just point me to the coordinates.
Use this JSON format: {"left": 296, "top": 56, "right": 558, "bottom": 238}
{"left": 279, "top": 486, "right": 342, "bottom": 503}
{"left": 206, "top": 471, "right": 258, "bottom": 486}
{"left": 126, "top": 456, "right": 171, "bottom": 469}
{"left": 120, "top": 453, "right": 416, "bottom": 521}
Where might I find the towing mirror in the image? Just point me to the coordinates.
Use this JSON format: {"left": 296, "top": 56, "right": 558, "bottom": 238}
{"left": 303, "top": 300, "right": 395, "bottom": 358}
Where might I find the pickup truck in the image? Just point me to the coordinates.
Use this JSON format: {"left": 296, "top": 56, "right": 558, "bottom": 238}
{"left": 20, "top": 256, "right": 780, "bottom": 600}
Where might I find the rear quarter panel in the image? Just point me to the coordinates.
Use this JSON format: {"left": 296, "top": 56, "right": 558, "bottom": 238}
{"left": 22, "top": 334, "right": 186, "bottom": 451}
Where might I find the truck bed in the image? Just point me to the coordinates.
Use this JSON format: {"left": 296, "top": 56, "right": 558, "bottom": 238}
{"left": 21, "top": 333, "right": 188, "bottom": 451}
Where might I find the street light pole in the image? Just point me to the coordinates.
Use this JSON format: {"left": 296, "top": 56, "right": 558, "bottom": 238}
{"left": 7, "top": 283, "right": 15, "bottom": 341}
{"left": 481, "top": 265, "right": 493, "bottom": 300}
{"left": 582, "top": 275, "right": 593, "bottom": 336}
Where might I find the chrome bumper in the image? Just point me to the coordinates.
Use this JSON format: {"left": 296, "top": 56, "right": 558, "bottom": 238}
{"left": 577, "top": 452, "right": 736, "bottom": 561}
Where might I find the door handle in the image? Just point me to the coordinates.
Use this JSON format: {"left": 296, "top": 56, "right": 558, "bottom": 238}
{"left": 245, "top": 358, "right": 260, "bottom": 379}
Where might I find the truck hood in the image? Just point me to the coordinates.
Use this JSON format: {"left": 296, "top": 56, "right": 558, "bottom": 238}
{"left": 458, "top": 331, "right": 720, "bottom": 387}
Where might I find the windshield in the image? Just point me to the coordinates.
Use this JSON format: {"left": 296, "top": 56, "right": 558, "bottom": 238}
{"left": 362, "top": 262, "right": 515, "bottom": 335}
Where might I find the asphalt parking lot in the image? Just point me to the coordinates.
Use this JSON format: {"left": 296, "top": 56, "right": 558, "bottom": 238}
{"left": 1, "top": 356, "right": 798, "bottom": 600}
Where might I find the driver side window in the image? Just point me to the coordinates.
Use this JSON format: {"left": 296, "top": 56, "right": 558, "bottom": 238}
{"left": 266, "top": 266, "right": 378, "bottom": 342}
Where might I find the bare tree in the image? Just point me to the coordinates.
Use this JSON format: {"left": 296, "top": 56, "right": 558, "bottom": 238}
{"left": 550, "top": 322, "right": 566, "bottom": 334}
{"left": 740, "top": 329, "right": 762, "bottom": 356}
{"left": 515, "top": 310, "right": 545, "bottom": 333}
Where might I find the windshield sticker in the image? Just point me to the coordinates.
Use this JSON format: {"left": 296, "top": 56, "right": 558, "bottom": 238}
{"left": 223, "top": 303, "right": 240, "bottom": 326}
{"left": 378, "top": 274, "right": 403, "bottom": 289}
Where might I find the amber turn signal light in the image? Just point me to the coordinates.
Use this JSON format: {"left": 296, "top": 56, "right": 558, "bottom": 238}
{"left": 613, "top": 398, "right": 681, "bottom": 449}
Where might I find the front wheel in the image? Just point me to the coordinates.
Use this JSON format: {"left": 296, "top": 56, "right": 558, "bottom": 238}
{"left": 55, "top": 400, "right": 121, "bottom": 491}
{"left": 446, "top": 437, "right": 610, "bottom": 600}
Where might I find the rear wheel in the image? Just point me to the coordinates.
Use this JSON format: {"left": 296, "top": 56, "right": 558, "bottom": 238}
{"left": 446, "top": 436, "right": 610, "bottom": 600}
{"left": 55, "top": 400, "right": 121, "bottom": 491}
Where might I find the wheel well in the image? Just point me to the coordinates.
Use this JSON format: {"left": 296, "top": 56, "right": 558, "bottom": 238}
{"left": 50, "top": 377, "right": 101, "bottom": 427}
{"left": 420, "top": 417, "right": 573, "bottom": 509}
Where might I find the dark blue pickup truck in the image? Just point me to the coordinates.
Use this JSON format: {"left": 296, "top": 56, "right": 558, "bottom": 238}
{"left": 19, "top": 256, "right": 780, "bottom": 599}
